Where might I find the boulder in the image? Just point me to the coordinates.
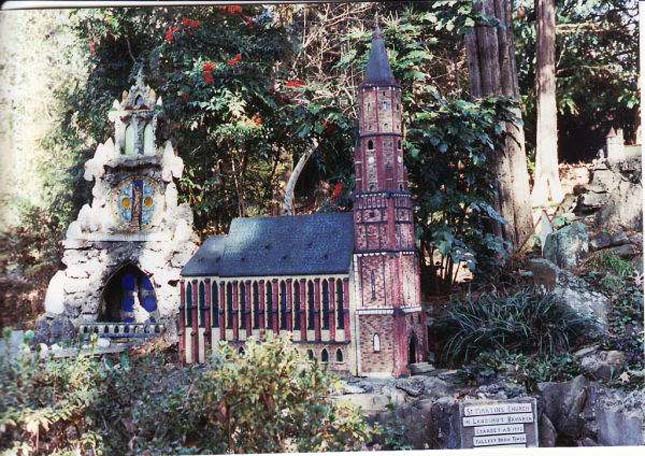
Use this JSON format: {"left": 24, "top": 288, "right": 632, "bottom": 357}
{"left": 597, "top": 179, "right": 643, "bottom": 231}
{"left": 409, "top": 362, "right": 434, "bottom": 375}
{"left": 395, "top": 378, "right": 425, "bottom": 397}
{"left": 537, "top": 375, "right": 590, "bottom": 440}
{"left": 544, "top": 222, "right": 589, "bottom": 269}
{"left": 596, "top": 407, "right": 644, "bottom": 446}
{"left": 589, "top": 230, "right": 629, "bottom": 250}
{"left": 552, "top": 270, "right": 610, "bottom": 331}
{"left": 428, "top": 397, "right": 461, "bottom": 449}
{"left": 526, "top": 258, "right": 559, "bottom": 290}
{"left": 538, "top": 414, "right": 557, "bottom": 447}
{"left": 580, "top": 350, "right": 626, "bottom": 382}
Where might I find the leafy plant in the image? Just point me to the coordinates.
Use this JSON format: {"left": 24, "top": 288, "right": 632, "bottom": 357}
{"left": 434, "top": 289, "right": 594, "bottom": 364}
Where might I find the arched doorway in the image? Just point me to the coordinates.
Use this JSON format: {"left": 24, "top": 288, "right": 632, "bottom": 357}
{"left": 99, "top": 264, "right": 158, "bottom": 323}
{"left": 408, "top": 333, "right": 418, "bottom": 365}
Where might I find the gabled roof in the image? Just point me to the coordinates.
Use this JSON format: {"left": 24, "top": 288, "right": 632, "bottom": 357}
{"left": 182, "top": 212, "right": 354, "bottom": 277}
{"left": 364, "top": 25, "right": 395, "bottom": 84}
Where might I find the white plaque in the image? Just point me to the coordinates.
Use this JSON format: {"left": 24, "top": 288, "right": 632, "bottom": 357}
{"left": 474, "top": 424, "right": 525, "bottom": 436}
{"left": 464, "top": 402, "right": 533, "bottom": 417}
{"left": 473, "top": 433, "right": 527, "bottom": 447}
{"left": 463, "top": 412, "right": 534, "bottom": 427}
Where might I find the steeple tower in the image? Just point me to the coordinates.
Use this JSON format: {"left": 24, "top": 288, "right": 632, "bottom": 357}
{"left": 352, "top": 25, "right": 427, "bottom": 377}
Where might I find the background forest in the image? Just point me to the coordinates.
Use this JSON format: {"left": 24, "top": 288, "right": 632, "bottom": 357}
{"left": 0, "top": 0, "right": 639, "bottom": 326}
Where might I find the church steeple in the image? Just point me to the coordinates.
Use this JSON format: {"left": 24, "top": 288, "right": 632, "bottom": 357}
{"left": 365, "top": 24, "right": 395, "bottom": 84}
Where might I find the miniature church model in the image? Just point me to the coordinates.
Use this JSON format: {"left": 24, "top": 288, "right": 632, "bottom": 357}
{"left": 41, "top": 72, "right": 197, "bottom": 340}
{"left": 179, "top": 28, "right": 428, "bottom": 376}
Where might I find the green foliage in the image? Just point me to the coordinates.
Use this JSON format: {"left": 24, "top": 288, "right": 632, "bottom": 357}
{"left": 0, "top": 336, "right": 372, "bottom": 455}
{"left": 469, "top": 349, "right": 582, "bottom": 391}
{"left": 0, "top": 333, "right": 105, "bottom": 455}
{"left": 435, "top": 289, "right": 594, "bottom": 364}
{"left": 406, "top": 95, "right": 514, "bottom": 292}
{"left": 583, "top": 252, "right": 644, "bottom": 374}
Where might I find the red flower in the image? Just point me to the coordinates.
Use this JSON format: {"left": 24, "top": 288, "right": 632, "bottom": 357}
{"left": 227, "top": 53, "right": 242, "bottom": 66}
{"left": 251, "top": 113, "right": 263, "bottom": 126}
{"left": 242, "top": 15, "right": 255, "bottom": 27}
{"left": 221, "top": 5, "right": 243, "bottom": 15}
{"left": 181, "top": 18, "right": 201, "bottom": 29}
{"left": 285, "top": 79, "right": 305, "bottom": 88}
{"left": 165, "top": 26, "right": 179, "bottom": 43}
{"left": 332, "top": 182, "right": 344, "bottom": 200}
{"left": 202, "top": 61, "right": 216, "bottom": 84}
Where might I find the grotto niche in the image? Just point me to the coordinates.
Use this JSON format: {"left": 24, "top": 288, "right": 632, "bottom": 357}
{"left": 38, "top": 71, "right": 198, "bottom": 344}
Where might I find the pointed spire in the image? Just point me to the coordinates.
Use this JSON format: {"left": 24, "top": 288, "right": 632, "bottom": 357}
{"left": 364, "top": 19, "right": 395, "bottom": 84}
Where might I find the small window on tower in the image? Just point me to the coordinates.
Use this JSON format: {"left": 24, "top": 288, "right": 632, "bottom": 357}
{"left": 367, "top": 140, "right": 374, "bottom": 150}
{"left": 382, "top": 101, "right": 390, "bottom": 111}
{"left": 373, "top": 334, "right": 381, "bottom": 352}
{"left": 398, "top": 140, "right": 402, "bottom": 149}
{"left": 367, "top": 102, "right": 372, "bottom": 113}
{"left": 370, "top": 271, "right": 376, "bottom": 300}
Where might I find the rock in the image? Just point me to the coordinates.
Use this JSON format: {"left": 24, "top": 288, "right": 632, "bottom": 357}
{"left": 337, "top": 393, "right": 392, "bottom": 414}
{"left": 395, "top": 378, "right": 425, "bottom": 397}
{"left": 44, "top": 271, "right": 67, "bottom": 315}
{"left": 428, "top": 397, "right": 461, "bottom": 449}
{"left": 596, "top": 405, "right": 644, "bottom": 446}
{"left": 573, "top": 345, "right": 600, "bottom": 358}
{"left": 590, "top": 230, "right": 629, "bottom": 250}
{"left": 552, "top": 270, "right": 610, "bottom": 331}
{"left": 597, "top": 180, "right": 643, "bottom": 231}
{"left": 580, "top": 350, "right": 626, "bottom": 382}
{"left": 409, "top": 362, "right": 434, "bottom": 375}
{"left": 632, "top": 255, "right": 643, "bottom": 275}
{"left": 342, "top": 383, "right": 366, "bottom": 395}
{"left": 577, "top": 191, "right": 609, "bottom": 212}
{"left": 544, "top": 222, "right": 589, "bottom": 269}
{"left": 538, "top": 375, "right": 590, "bottom": 440}
{"left": 604, "top": 243, "right": 638, "bottom": 258}
{"left": 538, "top": 414, "right": 557, "bottom": 447}
{"left": 96, "top": 337, "right": 111, "bottom": 348}
{"left": 526, "top": 258, "right": 559, "bottom": 290}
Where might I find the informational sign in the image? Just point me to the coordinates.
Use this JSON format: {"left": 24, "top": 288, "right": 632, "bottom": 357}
{"left": 459, "top": 398, "right": 539, "bottom": 448}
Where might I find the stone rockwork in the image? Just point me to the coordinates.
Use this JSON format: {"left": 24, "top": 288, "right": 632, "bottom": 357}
{"left": 39, "top": 72, "right": 197, "bottom": 343}
{"left": 575, "top": 155, "right": 642, "bottom": 231}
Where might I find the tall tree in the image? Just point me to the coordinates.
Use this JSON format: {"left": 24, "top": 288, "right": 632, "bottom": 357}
{"left": 464, "top": 0, "right": 534, "bottom": 251}
{"left": 530, "top": 0, "right": 563, "bottom": 206}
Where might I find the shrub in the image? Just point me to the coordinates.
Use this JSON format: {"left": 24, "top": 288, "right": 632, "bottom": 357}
{"left": 1, "top": 334, "right": 372, "bottom": 455}
{"left": 434, "top": 289, "right": 594, "bottom": 364}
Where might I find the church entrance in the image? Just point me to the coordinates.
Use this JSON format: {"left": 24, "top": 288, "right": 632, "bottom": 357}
{"left": 99, "top": 264, "right": 158, "bottom": 323}
{"left": 408, "top": 333, "right": 417, "bottom": 365}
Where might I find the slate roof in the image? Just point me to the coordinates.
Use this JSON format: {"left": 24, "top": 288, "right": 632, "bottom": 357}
{"left": 181, "top": 212, "right": 354, "bottom": 277}
{"left": 365, "top": 25, "right": 396, "bottom": 84}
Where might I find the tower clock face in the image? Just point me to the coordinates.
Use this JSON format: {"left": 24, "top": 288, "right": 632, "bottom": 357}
{"left": 114, "top": 176, "right": 157, "bottom": 230}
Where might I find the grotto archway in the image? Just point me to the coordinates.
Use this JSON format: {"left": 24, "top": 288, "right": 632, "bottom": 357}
{"left": 99, "top": 263, "right": 159, "bottom": 323}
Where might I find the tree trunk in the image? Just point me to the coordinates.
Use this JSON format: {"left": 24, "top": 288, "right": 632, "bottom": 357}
{"left": 465, "top": 0, "right": 533, "bottom": 252}
{"left": 531, "top": 0, "right": 564, "bottom": 207}
{"left": 283, "top": 139, "right": 319, "bottom": 215}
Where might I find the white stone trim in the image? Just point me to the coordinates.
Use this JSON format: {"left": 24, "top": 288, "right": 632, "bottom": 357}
{"left": 356, "top": 308, "right": 395, "bottom": 315}
{"left": 401, "top": 306, "right": 423, "bottom": 313}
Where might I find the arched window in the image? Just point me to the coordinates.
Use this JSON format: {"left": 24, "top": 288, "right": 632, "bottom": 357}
{"left": 384, "top": 123, "right": 389, "bottom": 130}
{"left": 185, "top": 282, "right": 193, "bottom": 326}
{"left": 367, "top": 139, "right": 374, "bottom": 150}
{"left": 321, "top": 348, "right": 329, "bottom": 363}
{"left": 124, "top": 124, "right": 135, "bottom": 155}
{"left": 382, "top": 100, "right": 389, "bottom": 110}
{"left": 336, "top": 349, "right": 344, "bottom": 362}
{"left": 307, "top": 281, "right": 315, "bottom": 330}
{"left": 143, "top": 122, "right": 155, "bottom": 155}
{"left": 397, "top": 140, "right": 402, "bottom": 149}
{"left": 212, "top": 282, "right": 219, "bottom": 328}
{"left": 252, "top": 282, "right": 260, "bottom": 329}
{"left": 293, "top": 281, "right": 301, "bottom": 330}
{"left": 373, "top": 334, "right": 381, "bottom": 352}
{"left": 280, "top": 281, "right": 287, "bottom": 330}
{"left": 336, "top": 279, "right": 344, "bottom": 329}
{"left": 321, "top": 280, "right": 330, "bottom": 330}
{"left": 238, "top": 346, "right": 245, "bottom": 356}
{"left": 239, "top": 282, "right": 247, "bottom": 329}
{"left": 198, "top": 282, "right": 206, "bottom": 327}
{"left": 265, "top": 282, "right": 273, "bottom": 329}
{"left": 370, "top": 271, "right": 376, "bottom": 300}
{"left": 226, "top": 282, "right": 234, "bottom": 329}
{"left": 307, "top": 349, "right": 315, "bottom": 360}
{"left": 366, "top": 102, "right": 372, "bottom": 113}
